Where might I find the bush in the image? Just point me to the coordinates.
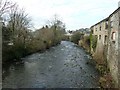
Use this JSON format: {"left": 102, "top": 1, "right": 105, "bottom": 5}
{"left": 99, "top": 74, "right": 115, "bottom": 88}
{"left": 92, "top": 36, "right": 97, "bottom": 50}
{"left": 90, "top": 33, "right": 97, "bottom": 52}
{"left": 71, "top": 32, "right": 83, "bottom": 44}
{"left": 62, "top": 35, "right": 69, "bottom": 41}
{"left": 2, "top": 23, "right": 65, "bottom": 64}
{"left": 2, "top": 43, "right": 28, "bottom": 63}
{"left": 79, "top": 35, "right": 90, "bottom": 52}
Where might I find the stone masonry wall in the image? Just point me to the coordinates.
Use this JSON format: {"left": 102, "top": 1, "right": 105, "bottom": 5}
{"left": 107, "top": 9, "right": 119, "bottom": 87}
{"left": 90, "top": 7, "right": 119, "bottom": 87}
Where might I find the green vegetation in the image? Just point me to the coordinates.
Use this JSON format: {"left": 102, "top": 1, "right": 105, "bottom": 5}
{"left": 71, "top": 32, "right": 83, "bottom": 44}
{"left": 2, "top": 23, "right": 65, "bottom": 65}
{"left": 79, "top": 35, "right": 91, "bottom": 52}
{"left": 90, "top": 32, "right": 97, "bottom": 52}
{"left": 1, "top": 1, "right": 66, "bottom": 66}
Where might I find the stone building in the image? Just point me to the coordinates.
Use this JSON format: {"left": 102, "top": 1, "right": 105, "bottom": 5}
{"left": 91, "top": 18, "right": 109, "bottom": 45}
{"left": 0, "top": 17, "right": 3, "bottom": 90}
{"left": 107, "top": 7, "right": 120, "bottom": 87}
{"left": 90, "top": 18, "right": 109, "bottom": 64}
{"left": 119, "top": 1, "right": 120, "bottom": 7}
{"left": 90, "top": 6, "right": 120, "bottom": 87}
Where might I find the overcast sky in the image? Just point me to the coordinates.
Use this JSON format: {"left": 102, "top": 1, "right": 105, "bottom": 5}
{"left": 11, "top": 0, "right": 119, "bottom": 30}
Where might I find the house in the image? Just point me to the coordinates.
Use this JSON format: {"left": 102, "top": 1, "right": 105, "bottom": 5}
{"left": 0, "top": 17, "right": 3, "bottom": 45}
{"left": 118, "top": 1, "right": 120, "bottom": 7}
{"left": 90, "top": 17, "right": 109, "bottom": 64}
{"left": 90, "top": 4, "right": 120, "bottom": 87}
{"left": 107, "top": 7, "right": 120, "bottom": 87}
{"left": 91, "top": 18, "right": 109, "bottom": 45}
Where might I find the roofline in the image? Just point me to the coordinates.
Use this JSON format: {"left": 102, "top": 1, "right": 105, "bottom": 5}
{"left": 90, "top": 17, "right": 109, "bottom": 28}
{"left": 109, "top": 7, "right": 120, "bottom": 17}
{"left": 90, "top": 7, "right": 120, "bottom": 28}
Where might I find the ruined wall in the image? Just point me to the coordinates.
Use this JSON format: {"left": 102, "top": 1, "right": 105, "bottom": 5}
{"left": 90, "top": 7, "right": 120, "bottom": 87}
{"left": 118, "top": 9, "right": 120, "bottom": 88}
{"left": 91, "top": 19, "right": 108, "bottom": 64}
{"left": 107, "top": 8, "right": 119, "bottom": 87}
{"left": 0, "top": 20, "right": 2, "bottom": 89}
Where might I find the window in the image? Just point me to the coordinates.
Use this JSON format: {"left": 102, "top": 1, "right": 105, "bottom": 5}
{"left": 96, "top": 28, "right": 97, "bottom": 31}
{"left": 104, "top": 35, "right": 107, "bottom": 44}
{"left": 110, "top": 21, "right": 113, "bottom": 28}
{"left": 105, "top": 21, "right": 108, "bottom": 29}
{"left": 91, "top": 29, "right": 94, "bottom": 34}
{"left": 111, "top": 32, "right": 116, "bottom": 41}
{"left": 99, "top": 35, "right": 101, "bottom": 40}
{"left": 119, "top": 17, "right": 120, "bottom": 25}
{"left": 100, "top": 26, "right": 101, "bottom": 31}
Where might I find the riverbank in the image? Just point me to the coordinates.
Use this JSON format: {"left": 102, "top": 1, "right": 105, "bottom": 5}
{"left": 68, "top": 31, "right": 115, "bottom": 88}
{"left": 77, "top": 37, "right": 115, "bottom": 88}
{"left": 2, "top": 21, "right": 66, "bottom": 76}
{"left": 2, "top": 41, "right": 61, "bottom": 80}
{"left": 3, "top": 41, "right": 100, "bottom": 88}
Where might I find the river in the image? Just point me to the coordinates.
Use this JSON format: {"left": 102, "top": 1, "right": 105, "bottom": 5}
{"left": 2, "top": 41, "right": 100, "bottom": 88}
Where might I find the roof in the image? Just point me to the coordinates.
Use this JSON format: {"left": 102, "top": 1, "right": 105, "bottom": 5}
{"left": 90, "top": 17, "right": 109, "bottom": 28}
{"left": 109, "top": 7, "right": 120, "bottom": 17}
{"left": 90, "top": 7, "right": 120, "bottom": 28}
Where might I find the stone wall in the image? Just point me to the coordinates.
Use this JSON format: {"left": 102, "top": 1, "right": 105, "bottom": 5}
{"left": 90, "top": 18, "right": 108, "bottom": 65}
{"left": 107, "top": 8, "right": 119, "bottom": 87}
{"left": 118, "top": 8, "right": 120, "bottom": 88}
{"left": 90, "top": 7, "right": 120, "bottom": 87}
{"left": 0, "top": 21, "right": 2, "bottom": 89}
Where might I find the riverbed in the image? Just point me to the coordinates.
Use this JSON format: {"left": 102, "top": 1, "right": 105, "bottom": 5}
{"left": 2, "top": 41, "right": 100, "bottom": 88}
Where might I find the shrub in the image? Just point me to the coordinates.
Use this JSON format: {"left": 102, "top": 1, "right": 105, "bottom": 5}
{"left": 90, "top": 32, "right": 97, "bottom": 52}
{"left": 71, "top": 32, "right": 83, "bottom": 44}
{"left": 79, "top": 35, "right": 90, "bottom": 52}
{"left": 92, "top": 35, "right": 97, "bottom": 51}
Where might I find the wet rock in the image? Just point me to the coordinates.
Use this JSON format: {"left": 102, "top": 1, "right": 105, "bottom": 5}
{"left": 62, "top": 82, "right": 65, "bottom": 84}
{"left": 55, "top": 74, "right": 58, "bottom": 76}
{"left": 64, "top": 63, "right": 66, "bottom": 65}
{"left": 15, "top": 62, "right": 20, "bottom": 65}
{"left": 41, "top": 73, "right": 44, "bottom": 75}
{"left": 80, "top": 67, "right": 82, "bottom": 69}
{"left": 2, "top": 70, "right": 5, "bottom": 74}
{"left": 10, "top": 66, "right": 15, "bottom": 70}
{"left": 62, "top": 69, "right": 64, "bottom": 72}
{"left": 72, "top": 71, "right": 75, "bottom": 74}
{"left": 49, "top": 65, "right": 52, "bottom": 68}
{"left": 91, "top": 75, "right": 95, "bottom": 79}
{"left": 21, "top": 61, "right": 24, "bottom": 64}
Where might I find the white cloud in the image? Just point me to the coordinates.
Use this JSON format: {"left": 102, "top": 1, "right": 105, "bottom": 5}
{"left": 11, "top": 0, "right": 120, "bottom": 30}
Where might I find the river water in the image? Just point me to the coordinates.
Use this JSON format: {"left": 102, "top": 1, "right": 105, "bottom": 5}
{"left": 2, "top": 41, "right": 100, "bottom": 88}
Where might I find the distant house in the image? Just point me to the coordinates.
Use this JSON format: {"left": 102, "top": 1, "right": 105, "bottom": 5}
{"left": 78, "top": 28, "right": 90, "bottom": 35}
{"left": 64, "top": 33, "right": 73, "bottom": 40}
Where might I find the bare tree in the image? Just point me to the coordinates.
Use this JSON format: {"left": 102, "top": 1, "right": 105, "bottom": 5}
{"left": 7, "top": 5, "right": 32, "bottom": 46}
{"left": 0, "top": 0, "right": 15, "bottom": 17}
{"left": 46, "top": 14, "right": 66, "bottom": 32}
